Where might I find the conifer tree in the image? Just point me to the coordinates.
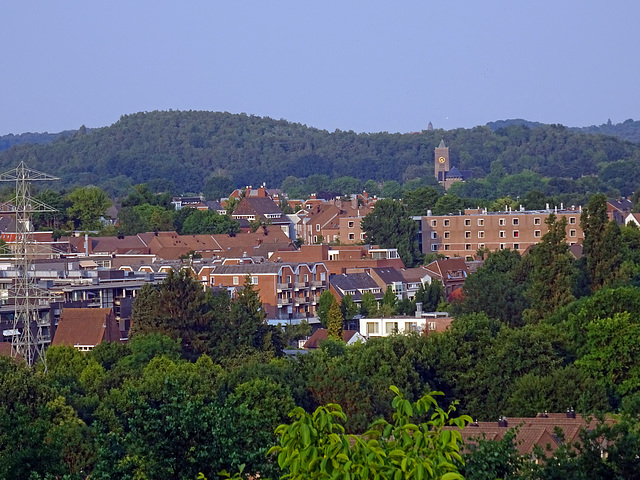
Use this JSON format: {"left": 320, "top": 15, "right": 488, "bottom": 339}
{"left": 523, "top": 214, "right": 576, "bottom": 323}
{"left": 327, "top": 300, "right": 344, "bottom": 341}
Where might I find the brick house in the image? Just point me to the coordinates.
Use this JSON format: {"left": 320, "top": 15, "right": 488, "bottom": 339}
{"left": 203, "top": 262, "right": 329, "bottom": 320}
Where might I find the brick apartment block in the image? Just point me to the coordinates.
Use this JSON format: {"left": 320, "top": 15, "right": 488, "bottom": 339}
{"left": 420, "top": 207, "right": 585, "bottom": 259}
{"left": 203, "top": 262, "right": 329, "bottom": 320}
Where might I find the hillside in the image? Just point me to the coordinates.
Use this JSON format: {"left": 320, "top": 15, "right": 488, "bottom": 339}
{"left": 1, "top": 110, "right": 639, "bottom": 197}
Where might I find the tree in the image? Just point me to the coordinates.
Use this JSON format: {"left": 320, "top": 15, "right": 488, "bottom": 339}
{"left": 327, "top": 300, "right": 344, "bottom": 341}
{"left": 581, "top": 193, "right": 623, "bottom": 291}
{"left": 265, "top": 386, "right": 470, "bottom": 480}
{"left": 130, "top": 269, "right": 213, "bottom": 359}
{"left": 360, "top": 291, "right": 379, "bottom": 317}
{"left": 576, "top": 312, "right": 640, "bottom": 400}
{"left": 382, "top": 285, "right": 398, "bottom": 313}
{"left": 340, "top": 293, "right": 358, "bottom": 323}
{"left": 66, "top": 186, "right": 112, "bottom": 231}
{"left": 405, "top": 185, "right": 442, "bottom": 216}
{"left": 522, "top": 214, "right": 576, "bottom": 323}
{"left": 432, "top": 194, "right": 465, "bottom": 216}
{"left": 317, "top": 290, "right": 335, "bottom": 328}
{"left": 181, "top": 210, "right": 240, "bottom": 235}
{"left": 456, "top": 249, "right": 530, "bottom": 327}
{"left": 361, "top": 199, "right": 420, "bottom": 267}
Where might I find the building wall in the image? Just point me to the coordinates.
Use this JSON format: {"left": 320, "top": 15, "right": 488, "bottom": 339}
{"left": 339, "top": 217, "right": 366, "bottom": 244}
{"left": 421, "top": 208, "right": 584, "bottom": 259}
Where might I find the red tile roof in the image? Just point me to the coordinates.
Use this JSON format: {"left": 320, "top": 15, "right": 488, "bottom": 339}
{"left": 53, "top": 308, "right": 121, "bottom": 348}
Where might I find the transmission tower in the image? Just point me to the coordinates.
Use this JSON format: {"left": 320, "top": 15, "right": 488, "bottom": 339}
{"left": 0, "top": 161, "right": 59, "bottom": 368}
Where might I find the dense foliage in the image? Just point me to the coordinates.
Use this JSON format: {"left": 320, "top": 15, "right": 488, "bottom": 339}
{"left": 2, "top": 111, "right": 640, "bottom": 202}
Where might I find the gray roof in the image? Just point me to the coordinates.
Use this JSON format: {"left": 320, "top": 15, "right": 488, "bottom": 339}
{"left": 438, "top": 138, "right": 447, "bottom": 148}
{"left": 330, "top": 273, "right": 383, "bottom": 301}
{"left": 445, "top": 167, "right": 463, "bottom": 179}
{"left": 372, "top": 267, "right": 405, "bottom": 284}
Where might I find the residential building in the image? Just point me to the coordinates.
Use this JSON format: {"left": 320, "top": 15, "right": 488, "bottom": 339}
{"left": 52, "top": 308, "right": 122, "bottom": 351}
{"left": 303, "top": 329, "right": 365, "bottom": 349}
{"left": 232, "top": 196, "right": 295, "bottom": 239}
{"left": 420, "top": 207, "right": 585, "bottom": 259}
{"left": 359, "top": 312, "right": 452, "bottom": 338}
{"left": 329, "top": 272, "right": 384, "bottom": 305}
{"left": 423, "top": 258, "right": 469, "bottom": 298}
{"left": 203, "top": 262, "right": 329, "bottom": 320}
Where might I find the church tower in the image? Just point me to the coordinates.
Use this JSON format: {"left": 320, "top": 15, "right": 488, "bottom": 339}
{"left": 434, "top": 138, "right": 450, "bottom": 182}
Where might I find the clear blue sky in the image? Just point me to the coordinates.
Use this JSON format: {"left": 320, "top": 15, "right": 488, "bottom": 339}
{"left": 2, "top": 1, "right": 638, "bottom": 135}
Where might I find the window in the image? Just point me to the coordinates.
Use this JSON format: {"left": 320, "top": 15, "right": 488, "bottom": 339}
{"left": 444, "top": 244, "right": 450, "bottom": 251}
{"left": 499, "top": 231, "right": 506, "bottom": 238}
{"left": 478, "top": 243, "right": 485, "bottom": 249}
{"left": 500, "top": 243, "right": 506, "bottom": 249}
{"left": 465, "top": 231, "right": 471, "bottom": 238}
{"left": 513, "top": 218, "right": 519, "bottom": 225}
{"left": 251, "top": 276, "right": 258, "bottom": 285}
{"left": 360, "top": 233, "right": 365, "bottom": 240}
{"left": 569, "top": 217, "right": 576, "bottom": 224}
{"left": 465, "top": 256, "right": 474, "bottom": 261}
{"left": 478, "top": 219, "right": 484, "bottom": 226}
{"left": 348, "top": 221, "right": 354, "bottom": 228}
{"left": 534, "top": 218, "right": 541, "bottom": 225}
{"left": 430, "top": 220, "right": 437, "bottom": 227}
{"left": 465, "top": 219, "right": 471, "bottom": 226}
{"left": 233, "top": 276, "right": 239, "bottom": 285}
{"left": 513, "top": 243, "right": 520, "bottom": 250}
{"left": 348, "top": 233, "right": 355, "bottom": 240}
{"left": 513, "top": 231, "right": 519, "bottom": 238}
{"left": 569, "top": 229, "right": 576, "bottom": 237}
{"left": 534, "top": 230, "right": 541, "bottom": 237}
{"left": 431, "top": 244, "right": 440, "bottom": 251}
{"left": 313, "top": 235, "right": 318, "bottom": 243}
{"left": 465, "top": 244, "right": 472, "bottom": 250}
{"left": 478, "top": 231, "right": 485, "bottom": 238}
{"left": 320, "top": 272, "right": 326, "bottom": 281}
{"left": 444, "top": 231, "right": 450, "bottom": 239}
{"left": 431, "top": 232, "right": 437, "bottom": 239}
{"left": 287, "top": 275, "right": 292, "bottom": 283}
{"left": 303, "top": 274, "right": 308, "bottom": 282}
{"left": 443, "top": 219, "right": 450, "bottom": 227}
{"left": 366, "top": 322, "right": 379, "bottom": 335}
{"left": 499, "top": 218, "right": 505, "bottom": 226}
{"left": 385, "top": 322, "right": 398, "bottom": 334}
{"left": 428, "top": 322, "right": 436, "bottom": 331}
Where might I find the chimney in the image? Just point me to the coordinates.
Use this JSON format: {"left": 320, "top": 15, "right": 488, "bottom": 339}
{"left": 566, "top": 407, "right": 576, "bottom": 419}
{"left": 84, "top": 234, "right": 89, "bottom": 257}
{"left": 415, "top": 302, "right": 423, "bottom": 318}
{"left": 498, "top": 416, "right": 508, "bottom": 427}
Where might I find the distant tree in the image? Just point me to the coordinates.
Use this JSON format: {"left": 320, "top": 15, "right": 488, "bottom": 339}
{"left": 181, "top": 210, "right": 240, "bottom": 235}
{"left": 202, "top": 175, "right": 234, "bottom": 201}
{"left": 432, "top": 194, "right": 465, "bottom": 216}
{"left": 405, "top": 185, "right": 442, "bottom": 216}
{"left": 360, "top": 291, "right": 378, "bottom": 317}
{"left": 317, "top": 290, "right": 335, "bottom": 327}
{"left": 523, "top": 214, "right": 576, "bottom": 323}
{"left": 66, "top": 186, "right": 112, "bottom": 231}
{"left": 340, "top": 293, "right": 358, "bottom": 322}
{"left": 361, "top": 199, "right": 420, "bottom": 267}
{"left": 327, "top": 300, "right": 344, "bottom": 341}
{"left": 581, "top": 193, "right": 624, "bottom": 291}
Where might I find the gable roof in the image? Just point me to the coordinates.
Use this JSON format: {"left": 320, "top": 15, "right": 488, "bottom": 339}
{"left": 424, "top": 258, "right": 468, "bottom": 281}
{"left": 303, "top": 329, "right": 362, "bottom": 349}
{"left": 53, "top": 308, "right": 121, "bottom": 347}
{"left": 233, "top": 197, "right": 284, "bottom": 217}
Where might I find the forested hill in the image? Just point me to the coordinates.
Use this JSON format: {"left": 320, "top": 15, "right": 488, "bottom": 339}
{"left": 487, "top": 118, "right": 640, "bottom": 144}
{"left": 1, "top": 110, "right": 640, "bottom": 196}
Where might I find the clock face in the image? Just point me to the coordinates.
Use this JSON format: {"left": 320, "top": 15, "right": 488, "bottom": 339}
{"left": 438, "top": 156, "right": 446, "bottom": 164}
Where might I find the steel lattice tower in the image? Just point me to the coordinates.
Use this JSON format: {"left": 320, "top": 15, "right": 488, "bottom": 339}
{"left": 0, "top": 161, "right": 58, "bottom": 368}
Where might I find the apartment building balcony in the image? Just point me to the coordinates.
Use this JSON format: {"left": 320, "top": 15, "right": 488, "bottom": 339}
{"left": 277, "top": 297, "right": 292, "bottom": 306}
{"left": 277, "top": 283, "right": 292, "bottom": 292}
{"left": 311, "top": 280, "right": 323, "bottom": 289}
{"left": 294, "top": 282, "right": 309, "bottom": 291}
{"left": 294, "top": 296, "right": 310, "bottom": 306}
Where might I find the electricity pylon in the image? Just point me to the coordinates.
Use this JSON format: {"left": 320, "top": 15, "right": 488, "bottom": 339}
{"left": 0, "top": 161, "right": 58, "bottom": 368}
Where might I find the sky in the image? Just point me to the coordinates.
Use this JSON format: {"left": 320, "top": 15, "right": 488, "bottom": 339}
{"left": 2, "top": 1, "right": 639, "bottom": 136}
